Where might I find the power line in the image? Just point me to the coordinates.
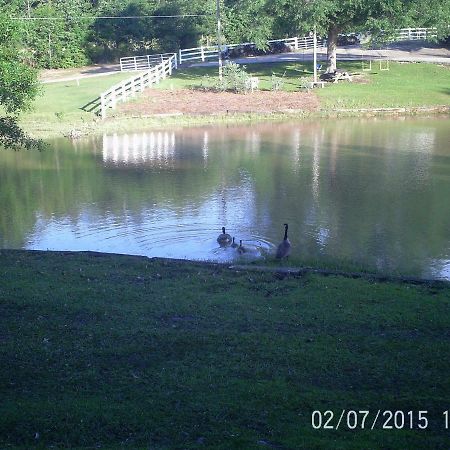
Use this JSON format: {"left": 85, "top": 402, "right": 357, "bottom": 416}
{"left": 10, "top": 14, "right": 212, "bottom": 20}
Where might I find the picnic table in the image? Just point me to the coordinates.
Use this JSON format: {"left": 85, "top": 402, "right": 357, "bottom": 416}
{"left": 320, "top": 70, "right": 353, "bottom": 83}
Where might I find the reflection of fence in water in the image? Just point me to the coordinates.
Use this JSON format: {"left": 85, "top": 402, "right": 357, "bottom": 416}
{"left": 102, "top": 132, "right": 176, "bottom": 165}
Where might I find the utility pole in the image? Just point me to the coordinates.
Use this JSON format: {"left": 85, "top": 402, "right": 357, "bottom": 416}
{"left": 313, "top": 26, "right": 317, "bottom": 83}
{"left": 216, "top": 0, "right": 223, "bottom": 80}
{"left": 48, "top": 31, "right": 52, "bottom": 69}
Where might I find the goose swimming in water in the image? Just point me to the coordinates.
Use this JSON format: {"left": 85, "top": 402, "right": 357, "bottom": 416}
{"left": 237, "top": 239, "right": 247, "bottom": 254}
{"left": 231, "top": 237, "right": 239, "bottom": 248}
{"left": 217, "top": 227, "right": 232, "bottom": 246}
{"left": 276, "top": 223, "right": 291, "bottom": 259}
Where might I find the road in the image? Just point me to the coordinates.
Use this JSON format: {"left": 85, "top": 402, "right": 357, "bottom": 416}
{"left": 193, "top": 42, "right": 450, "bottom": 67}
{"left": 39, "top": 42, "right": 450, "bottom": 83}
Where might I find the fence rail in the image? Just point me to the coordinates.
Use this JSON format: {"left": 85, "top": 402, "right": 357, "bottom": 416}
{"left": 177, "top": 37, "right": 326, "bottom": 64}
{"left": 395, "top": 27, "right": 438, "bottom": 41}
{"left": 119, "top": 35, "right": 326, "bottom": 70}
{"left": 120, "top": 52, "right": 177, "bottom": 72}
{"left": 117, "top": 27, "right": 440, "bottom": 73}
{"left": 100, "top": 54, "right": 176, "bottom": 119}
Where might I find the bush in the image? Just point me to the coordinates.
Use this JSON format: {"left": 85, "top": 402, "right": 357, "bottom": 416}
{"left": 218, "top": 62, "right": 251, "bottom": 93}
{"left": 299, "top": 76, "right": 312, "bottom": 90}
{"left": 270, "top": 72, "right": 285, "bottom": 91}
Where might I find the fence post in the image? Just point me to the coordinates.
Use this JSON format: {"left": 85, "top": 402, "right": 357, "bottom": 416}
{"left": 408, "top": 28, "right": 412, "bottom": 40}
{"left": 174, "top": 53, "right": 178, "bottom": 69}
{"left": 179, "top": 49, "right": 182, "bottom": 65}
{"left": 294, "top": 36, "right": 298, "bottom": 50}
{"left": 168, "top": 58, "right": 173, "bottom": 75}
{"left": 201, "top": 45, "right": 205, "bottom": 61}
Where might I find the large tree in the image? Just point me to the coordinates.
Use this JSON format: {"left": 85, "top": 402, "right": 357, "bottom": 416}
{"left": 0, "top": 11, "right": 40, "bottom": 149}
{"left": 271, "top": 0, "right": 450, "bottom": 72}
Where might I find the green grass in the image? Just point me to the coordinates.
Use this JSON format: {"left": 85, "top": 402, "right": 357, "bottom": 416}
{"left": 1, "top": 249, "right": 450, "bottom": 449}
{"left": 21, "top": 72, "right": 138, "bottom": 124}
{"left": 19, "top": 61, "right": 450, "bottom": 139}
{"left": 314, "top": 62, "right": 450, "bottom": 109}
{"left": 154, "top": 61, "right": 450, "bottom": 108}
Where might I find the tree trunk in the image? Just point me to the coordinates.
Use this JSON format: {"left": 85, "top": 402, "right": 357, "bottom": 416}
{"left": 326, "top": 24, "right": 339, "bottom": 73}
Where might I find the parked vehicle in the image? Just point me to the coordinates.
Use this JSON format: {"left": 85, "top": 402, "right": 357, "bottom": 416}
{"left": 337, "top": 33, "right": 360, "bottom": 45}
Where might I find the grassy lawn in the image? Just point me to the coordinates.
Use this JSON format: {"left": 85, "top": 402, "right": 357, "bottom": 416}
{"left": 314, "top": 62, "right": 450, "bottom": 109}
{"left": 19, "top": 60, "right": 449, "bottom": 139}
{"left": 1, "top": 249, "right": 449, "bottom": 449}
{"left": 20, "top": 72, "right": 140, "bottom": 126}
{"left": 154, "top": 61, "right": 450, "bottom": 108}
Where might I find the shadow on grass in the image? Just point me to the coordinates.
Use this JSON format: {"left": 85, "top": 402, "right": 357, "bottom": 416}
{"left": 80, "top": 96, "right": 101, "bottom": 114}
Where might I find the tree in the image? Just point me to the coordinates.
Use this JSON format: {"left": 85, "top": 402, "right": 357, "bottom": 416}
{"left": 271, "top": 0, "right": 450, "bottom": 72}
{"left": 0, "top": 11, "right": 40, "bottom": 150}
{"left": 25, "top": 2, "right": 92, "bottom": 69}
{"left": 223, "top": 0, "right": 274, "bottom": 46}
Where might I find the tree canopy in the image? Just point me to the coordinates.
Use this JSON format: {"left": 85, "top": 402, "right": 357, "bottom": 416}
{"left": 1, "top": 0, "right": 448, "bottom": 70}
{"left": 0, "top": 10, "right": 40, "bottom": 150}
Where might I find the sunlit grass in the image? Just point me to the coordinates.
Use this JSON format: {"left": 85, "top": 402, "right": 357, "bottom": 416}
{"left": 155, "top": 61, "right": 450, "bottom": 108}
{"left": 22, "top": 72, "right": 139, "bottom": 122}
{"left": 19, "top": 61, "right": 449, "bottom": 139}
{"left": 315, "top": 62, "right": 450, "bottom": 109}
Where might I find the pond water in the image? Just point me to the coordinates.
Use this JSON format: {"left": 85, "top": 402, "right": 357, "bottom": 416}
{"left": 1, "top": 117, "right": 449, "bottom": 279}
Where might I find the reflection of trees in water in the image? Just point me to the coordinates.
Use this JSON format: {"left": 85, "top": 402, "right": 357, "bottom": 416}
{"left": 0, "top": 118, "right": 449, "bottom": 277}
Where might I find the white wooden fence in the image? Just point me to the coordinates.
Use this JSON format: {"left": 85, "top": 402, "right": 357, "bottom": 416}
{"left": 395, "top": 27, "right": 438, "bottom": 41}
{"left": 178, "top": 36, "right": 326, "bottom": 64}
{"left": 117, "top": 27, "right": 441, "bottom": 72}
{"left": 119, "top": 35, "right": 326, "bottom": 70}
{"left": 120, "top": 52, "right": 177, "bottom": 72}
{"left": 100, "top": 54, "right": 176, "bottom": 119}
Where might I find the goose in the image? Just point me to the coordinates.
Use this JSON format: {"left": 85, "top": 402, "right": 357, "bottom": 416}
{"left": 231, "top": 237, "right": 239, "bottom": 248}
{"left": 237, "top": 239, "right": 247, "bottom": 254}
{"left": 217, "top": 227, "right": 232, "bottom": 246}
{"left": 276, "top": 223, "right": 291, "bottom": 259}
{"left": 237, "top": 239, "right": 262, "bottom": 258}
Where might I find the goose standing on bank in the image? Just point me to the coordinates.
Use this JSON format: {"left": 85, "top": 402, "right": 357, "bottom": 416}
{"left": 276, "top": 223, "right": 291, "bottom": 259}
{"left": 217, "top": 227, "right": 232, "bottom": 246}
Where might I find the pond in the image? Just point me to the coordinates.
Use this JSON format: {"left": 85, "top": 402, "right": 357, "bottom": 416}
{"left": 1, "top": 117, "right": 449, "bottom": 279}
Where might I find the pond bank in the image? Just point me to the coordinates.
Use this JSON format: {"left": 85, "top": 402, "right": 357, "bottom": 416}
{"left": 21, "top": 105, "right": 450, "bottom": 140}
{"left": 1, "top": 249, "right": 449, "bottom": 449}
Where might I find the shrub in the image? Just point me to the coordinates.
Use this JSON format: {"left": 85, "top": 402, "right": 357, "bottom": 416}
{"left": 299, "top": 76, "right": 312, "bottom": 90}
{"left": 270, "top": 72, "right": 285, "bottom": 91}
{"left": 219, "top": 62, "right": 250, "bottom": 93}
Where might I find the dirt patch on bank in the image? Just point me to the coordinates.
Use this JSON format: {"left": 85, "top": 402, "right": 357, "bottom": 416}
{"left": 117, "top": 88, "right": 320, "bottom": 116}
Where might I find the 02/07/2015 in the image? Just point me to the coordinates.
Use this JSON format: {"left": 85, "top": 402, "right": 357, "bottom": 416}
{"left": 311, "top": 410, "right": 449, "bottom": 430}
